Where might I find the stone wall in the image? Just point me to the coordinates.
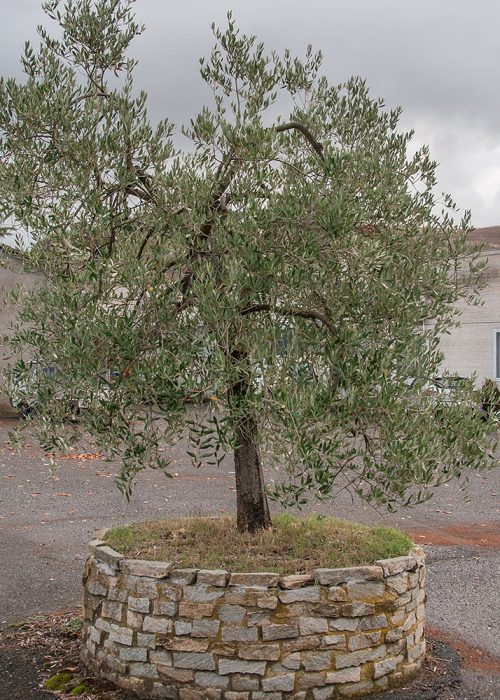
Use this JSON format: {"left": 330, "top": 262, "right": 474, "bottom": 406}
{"left": 82, "top": 541, "right": 426, "bottom": 700}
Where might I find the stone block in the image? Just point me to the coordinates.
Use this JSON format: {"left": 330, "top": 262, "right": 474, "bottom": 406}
{"left": 196, "top": 570, "right": 229, "bottom": 587}
{"left": 238, "top": 644, "right": 280, "bottom": 661}
{"left": 191, "top": 619, "right": 220, "bottom": 638}
{"left": 179, "top": 690, "right": 206, "bottom": 700}
{"left": 229, "top": 572, "right": 279, "bottom": 588}
{"left": 314, "top": 566, "right": 383, "bottom": 586}
{"left": 311, "top": 602, "right": 342, "bottom": 617}
{"left": 312, "top": 687, "right": 336, "bottom": 700}
{"left": 109, "top": 624, "right": 133, "bottom": 645}
{"left": 150, "top": 650, "right": 173, "bottom": 665}
{"left": 407, "top": 640, "right": 426, "bottom": 663}
{"left": 359, "top": 614, "right": 387, "bottom": 630}
{"left": 219, "top": 604, "right": 246, "bottom": 624}
{"left": 302, "top": 651, "right": 332, "bottom": 671}
{"left": 173, "top": 652, "right": 216, "bottom": 671}
{"left": 170, "top": 569, "right": 198, "bottom": 584}
{"left": 222, "top": 626, "right": 258, "bottom": 642}
{"left": 299, "top": 617, "right": 329, "bottom": 635}
{"left": 151, "top": 682, "right": 179, "bottom": 699}
{"left": 225, "top": 693, "right": 250, "bottom": 700}
{"left": 87, "top": 579, "right": 107, "bottom": 596}
{"left": 282, "top": 652, "right": 301, "bottom": 670}
{"left": 416, "top": 604, "right": 426, "bottom": 622}
{"left": 128, "top": 596, "right": 150, "bottom": 613}
{"left": 218, "top": 659, "right": 266, "bottom": 676}
{"left": 194, "top": 671, "right": 230, "bottom": 688}
{"left": 158, "top": 666, "right": 194, "bottom": 683}
{"left": 120, "top": 647, "right": 148, "bottom": 662}
{"left": 129, "top": 662, "right": 159, "bottom": 679}
{"left": 211, "top": 643, "right": 236, "bottom": 657}
{"left": 156, "top": 584, "right": 182, "bottom": 601}
{"left": 324, "top": 666, "right": 361, "bottom": 684}
{"left": 178, "top": 602, "right": 216, "bottom": 619}
{"left": 134, "top": 578, "right": 159, "bottom": 597}
{"left": 257, "top": 593, "right": 279, "bottom": 609}
{"left": 375, "top": 555, "right": 417, "bottom": 576}
{"left": 374, "top": 656, "right": 397, "bottom": 678}
{"left": 347, "top": 631, "right": 382, "bottom": 651}
{"left": 345, "top": 581, "right": 385, "bottom": 600}
{"left": 93, "top": 545, "right": 124, "bottom": 570}
{"left": 279, "top": 588, "right": 321, "bottom": 604}
{"left": 280, "top": 574, "right": 314, "bottom": 589}
{"left": 342, "top": 602, "right": 375, "bottom": 617}
{"left": 297, "top": 672, "right": 326, "bottom": 689}
{"left": 143, "top": 616, "right": 173, "bottom": 634}
{"left": 321, "top": 634, "right": 346, "bottom": 649}
{"left": 105, "top": 654, "right": 126, "bottom": 674}
{"left": 89, "top": 626, "right": 102, "bottom": 644}
{"left": 282, "top": 636, "right": 321, "bottom": 653}
{"left": 335, "top": 644, "right": 387, "bottom": 669}
{"left": 262, "top": 673, "right": 295, "bottom": 692}
{"left": 327, "top": 586, "right": 348, "bottom": 602}
{"left": 137, "top": 632, "right": 156, "bottom": 648}
{"left": 337, "top": 680, "right": 375, "bottom": 697}
{"left": 120, "top": 559, "right": 173, "bottom": 578}
{"left": 175, "top": 620, "right": 192, "bottom": 635}
{"left": 231, "top": 674, "right": 260, "bottom": 690}
{"left": 262, "top": 623, "right": 299, "bottom": 640}
{"left": 329, "top": 618, "right": 358, "bottom": 632}
{"left": 386, "top": 627, "right": 403, "bottom": 642}
{"left": 126, "top": 610, "right": 144, "bottom": 629}
{"left": 402, "top": 612, "right": 416, "bottom": 632}
{"left": 183, "top": 585, "right": 225, "bottom": 603}
{"left": 247, "top": 612, "right": 270, "bottom": 627}
{"left": 153, "top": 601, "right": 178, "bottom": 617}
{"left": 386, "top": 573, "right": 409, "bottom": 594}
{"left": 95, "top": 618, "right": 111, "bottom": 633}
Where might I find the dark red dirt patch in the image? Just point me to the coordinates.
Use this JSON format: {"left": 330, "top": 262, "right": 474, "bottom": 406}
{"left": 410, "top": 521, "right": 500, "bottom": 549}
{"left": 427, "top": 625, "right": 500, "bottom": 675}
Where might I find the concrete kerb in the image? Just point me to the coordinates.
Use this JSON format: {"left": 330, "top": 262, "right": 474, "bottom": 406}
{"left": 81, "top": 540, "right": 426, "bottom": 699}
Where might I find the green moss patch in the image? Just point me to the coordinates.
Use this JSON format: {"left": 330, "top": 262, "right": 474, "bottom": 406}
{"left": 105, "top": 514, "right": 412, "bottom": 575}
{"left": 44, "top": 672, "right": 73, "bottom": 691}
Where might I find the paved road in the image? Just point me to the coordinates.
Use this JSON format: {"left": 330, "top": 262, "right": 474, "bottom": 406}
{"left": 0, "top": 416, "right": 499, "bottom": 696}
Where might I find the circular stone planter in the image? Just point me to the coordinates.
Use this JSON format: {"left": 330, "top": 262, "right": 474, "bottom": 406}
{"left": 81, "top": 539, "right": 426, "bottom": 700}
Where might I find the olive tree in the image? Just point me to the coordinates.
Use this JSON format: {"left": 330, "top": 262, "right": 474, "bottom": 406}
{"left": 1, "top": 0, "right": 496, "bottom": 532}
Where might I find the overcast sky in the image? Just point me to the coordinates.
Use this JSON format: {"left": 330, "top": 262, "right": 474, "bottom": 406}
{"left": 1, "top": 0, "right": 499, "bottom": 227}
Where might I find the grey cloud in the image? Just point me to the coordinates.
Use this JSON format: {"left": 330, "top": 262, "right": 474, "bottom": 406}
{"left": 1, "top": 0, "right": 499, "bottom": 225}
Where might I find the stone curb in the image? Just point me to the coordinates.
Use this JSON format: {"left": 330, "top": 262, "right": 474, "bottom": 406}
{"left": 88, "top": 539, "right": 424, "bottom": 589}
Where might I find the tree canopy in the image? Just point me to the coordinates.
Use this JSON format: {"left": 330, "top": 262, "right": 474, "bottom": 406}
{"left": 1, "top": 0, "right": 496, "bottom": 531}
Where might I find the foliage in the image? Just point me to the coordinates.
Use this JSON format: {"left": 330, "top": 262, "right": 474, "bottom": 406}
{"left": 105, "top": 514, "right": 413, "bottom": 574}
{"left": 0, "top": 0, "right": 497, "bottom": 529}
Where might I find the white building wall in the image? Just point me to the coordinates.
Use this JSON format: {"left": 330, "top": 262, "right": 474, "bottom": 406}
{"left": 425, "top": 251, "right": 500, "bottom": 385}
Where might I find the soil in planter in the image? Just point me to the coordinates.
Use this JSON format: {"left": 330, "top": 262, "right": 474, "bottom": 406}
{"left": 104, "top": 513, "right": 413, "bottom": 574}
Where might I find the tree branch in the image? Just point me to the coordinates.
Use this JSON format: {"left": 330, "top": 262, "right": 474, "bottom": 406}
{"left": 240, "top": 302, "right": 334, "bottom": 332}
{"left": 275, "top": 122, "right": 324, "bottom": 160}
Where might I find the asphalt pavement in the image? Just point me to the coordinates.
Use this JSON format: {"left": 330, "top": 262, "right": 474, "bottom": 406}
{"left": 0, "top": 416, "right": 499, "bottom": 697}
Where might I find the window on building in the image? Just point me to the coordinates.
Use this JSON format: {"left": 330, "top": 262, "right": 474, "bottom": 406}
{"left": 495, "top": 331, "right": 500, "bottom": 380}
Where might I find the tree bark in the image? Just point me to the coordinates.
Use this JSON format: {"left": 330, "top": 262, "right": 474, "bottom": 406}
{"left": 233, "top": 410, "right": 272, "bottom": 533}
{"left": 228, "top": 348, "right": 272, "bottom": 533}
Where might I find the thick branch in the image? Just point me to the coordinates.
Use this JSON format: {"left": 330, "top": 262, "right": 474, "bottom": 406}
{"left": 240, "top": 302, "right": 334, "bottom": 332}
{"left": 275, "top": 121, "right": 324, "bottom": 160}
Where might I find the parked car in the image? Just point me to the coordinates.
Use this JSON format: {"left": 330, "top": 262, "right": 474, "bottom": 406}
{"left": 9, "top": 361, "right": 83, "bottom": 419}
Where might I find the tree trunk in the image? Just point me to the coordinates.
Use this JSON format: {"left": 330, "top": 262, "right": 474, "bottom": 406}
{"left": 233, "top": 410, "right": 272, "bottom": 533}
{"left": 228, "top": 347, "right": 272, "bottom": 533}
